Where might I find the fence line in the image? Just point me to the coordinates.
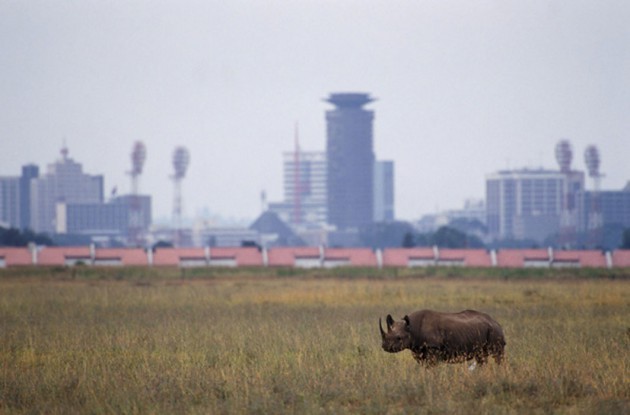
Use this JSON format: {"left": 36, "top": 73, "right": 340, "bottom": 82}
{"left": 1, "top": 245, "right": 629, "bottom": 269}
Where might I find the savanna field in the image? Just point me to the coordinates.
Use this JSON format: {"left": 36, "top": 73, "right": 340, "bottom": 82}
{"left": 0, "top": 267, "right": 628, "bottom": 414}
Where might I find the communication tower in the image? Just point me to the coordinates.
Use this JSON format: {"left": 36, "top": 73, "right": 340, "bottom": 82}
{"left": 584, "top": 145, "right": 601, "bottom": 189}
{"left": 554, "top": 139, "right": 573, "bottom": 173}
{"left": 172, "top": 146, "right": 190, "bottom": 247}
{"left": 555, "top": 140, "right": 577, "bottom": 247}
{"left": 584, "top": 145, "right": 603, "bottom": 246}
{"left": 128, "top": 141, "right": 146, "bottom": 246}
{"left": 130, "top": 142, "right": 147, "bottom": 192}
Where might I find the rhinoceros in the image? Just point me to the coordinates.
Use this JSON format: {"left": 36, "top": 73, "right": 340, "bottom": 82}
{"left": 379, "top": 309, "right": 505, "bottom": 367}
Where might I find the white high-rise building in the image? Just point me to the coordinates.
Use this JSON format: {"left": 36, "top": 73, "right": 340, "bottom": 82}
{"left": 486, "top": 168, "right": 584, "bottom": 242}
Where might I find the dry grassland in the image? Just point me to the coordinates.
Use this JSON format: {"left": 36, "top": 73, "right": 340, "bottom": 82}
{"left": 0, "top": 269, "right": 628, "bottom": 414}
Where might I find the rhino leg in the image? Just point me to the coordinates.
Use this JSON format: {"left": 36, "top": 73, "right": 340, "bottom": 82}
{"left": 490, "top": 336, "right": 506, "bottom": 364}
{"left": 492, "top": 345, "right": 505, "bottom": 364}
{"left": 411, "top": 348, "right": 440, "bottom": 367}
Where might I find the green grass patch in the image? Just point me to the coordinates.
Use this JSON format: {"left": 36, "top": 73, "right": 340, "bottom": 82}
{"left": 0, "top": 271, "right": 628, "bottom": 414}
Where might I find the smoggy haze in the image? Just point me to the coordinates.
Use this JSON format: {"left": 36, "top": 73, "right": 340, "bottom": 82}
{"left": 1, "top": 1, "right": 628, "bottom": 223}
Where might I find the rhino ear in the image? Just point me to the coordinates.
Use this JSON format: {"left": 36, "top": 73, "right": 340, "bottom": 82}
{"left": 386, "top": 314, "right": 394, "bottom": 329}
{"left": 403, "top": 315, "right": 411, "bottom": 327}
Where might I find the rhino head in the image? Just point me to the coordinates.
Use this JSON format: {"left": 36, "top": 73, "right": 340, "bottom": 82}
{"left": 380, "top": 314, "right": 412, "bottom": 353}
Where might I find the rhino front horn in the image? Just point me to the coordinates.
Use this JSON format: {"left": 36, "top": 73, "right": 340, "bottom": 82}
{"left": 379, "top": 317, "right": 386, "bottom": 339}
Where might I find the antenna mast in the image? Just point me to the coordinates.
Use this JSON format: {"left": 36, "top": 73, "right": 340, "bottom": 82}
{"left": 128, "top": 141, "right": 147, "bottom": 247}
{"left": 555, "top": 139, "right": 576, "bottom": 247}
{"left": 172, "top": 146, "right": 190, "bottom": 247}
{"left": 584, "top": 145, "right": 603, "bottom": 247}
{"left": 293, "top": 123, "right": 302, "bottom": 226}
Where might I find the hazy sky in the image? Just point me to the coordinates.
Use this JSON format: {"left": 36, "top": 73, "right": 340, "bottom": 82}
{"left": 1, "top": 1, "right": 629, "bottom": 224}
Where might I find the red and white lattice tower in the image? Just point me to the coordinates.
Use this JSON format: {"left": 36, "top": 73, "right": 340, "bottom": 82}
{"left": 128, "top": 141, "right": 146, "bottom": 247}
{"left": 555, "top": 140, "right": 576, "bottom": 246}
{"left": 584, "top": 145, "right": 603, "bottom": 246}
{"left": 293, "top": 123, "right": 302, "bottom": 225}
{"left": 172, "top": 146, "right": 190, "bottom": 247}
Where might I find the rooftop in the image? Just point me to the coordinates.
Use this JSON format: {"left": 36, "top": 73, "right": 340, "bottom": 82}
{"left": 324, "top": 93, "right": 375, "bottom": 109}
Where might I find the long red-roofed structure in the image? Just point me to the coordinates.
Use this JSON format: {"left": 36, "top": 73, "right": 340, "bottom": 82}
{"left": 0, "top": 248, "right": 32, "bottom": 267}
{"left": 0, "top": 246, "right": 629, "bottom": 269}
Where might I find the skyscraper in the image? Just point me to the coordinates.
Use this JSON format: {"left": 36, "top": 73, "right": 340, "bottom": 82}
{"left": 325, "top": 92, "right": 375, "bottom": 230}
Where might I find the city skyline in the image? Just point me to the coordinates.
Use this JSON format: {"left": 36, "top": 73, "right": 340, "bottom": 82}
{"left": 1, "top": 2, "right": 628, "bottom": 223}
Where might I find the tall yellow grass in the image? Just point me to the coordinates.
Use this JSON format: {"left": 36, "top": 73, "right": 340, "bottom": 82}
{"left": 0, "top": 272, "right": 628, "bottom": 414}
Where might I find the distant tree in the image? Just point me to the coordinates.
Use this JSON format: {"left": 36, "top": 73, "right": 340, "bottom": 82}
{"left": 23, "top": 229, "right": 54, "bottom": 246}
{"left": 487, "top": 237, "right": 541, "bottom": 250}
{"left": 358, "top": 223, "right": 486, "bottom": 249}
{"left": 0, "top": 227, "right": 26, "bottom": 246}
{"left": 602, "top": 224, "right": 626, "bottom": 251}
{"left": 414, "top": 232, "right": 432, "bottom": 247}
{"left": 241, "top": 240, "right": 262, "bottom": 251}
{"left": 52, "top": 233, "right": 90, "bottom": 246}
{"left": 152, "top": 240, "right": 173, "bottom": 251}
{"left": 0, "top": 227, "right": 53, "bottom": 247}
{"left": 448, "top": 218, "right": 487, "bottom": 236}
{"left": 359, "top": 221, "right": 415, "bottom": 249}
{"left": 402, "top": 232, "right": 415, "bottom": 248}
{"left": 430, "top": 226, "right": 485, "bottom": 249}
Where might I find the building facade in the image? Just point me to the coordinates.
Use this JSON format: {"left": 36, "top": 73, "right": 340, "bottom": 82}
{"left": 486, "top": 169, "right": 585, "bottom": 242}
{"left": 19, "top": 164, "right": 39, "bottom": 229}
{"left": 56, "top": 195, "right": 152, "bottom": 243}
{"left": 30, "top": 147, "right": 104, "bottom": 234}
{"left": 0, "top": 177, "right": 20, "bottom": 228}
{"left": 0, "top": 164, "right": 40, "bottom": 230}
{"left": 373, "top": 160, "right": 395, "bottom": 222}
{"left": 325, "top": 92, "right": 375, "bottom": 230}
{"left": 269, "top": 150, "right": 327, "bottom": 228}
{"left": 578, "top": 185, "right": 630, "bottom": 231}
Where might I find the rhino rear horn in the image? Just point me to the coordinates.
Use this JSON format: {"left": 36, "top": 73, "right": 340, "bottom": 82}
{"left": 386, "top": 314, "right": 394, "bottom": 330}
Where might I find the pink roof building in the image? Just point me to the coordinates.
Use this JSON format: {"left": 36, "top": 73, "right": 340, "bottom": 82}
{"left": 438, "top": 249, "right": 492, "bottom": 267}
{"left": 0, "top": 248, "right": 33, "bottom": 267}
{"left": 152, "top": 248, "right": 205, "bottom": 267}
{"left": 496, "top": 249, "right": 550, "bottom": 268}
{"left": 210, "top": 247, "right": 263, "bottom": 267}
{"left": 552, "top": 250, "right": 607, "bottom": 268}
{"left": 94, "top": 248, "right": 148, "bottom": 266}
{"left": 267, "top": 247, "right": 322, "bottom": 267}
{"left": 612, "top": 250, "right": 630, "bottom": 267}
{"left": 323, "top": 248, "right": 377, "bottom": 268}
{"left": 382, "top": 248, "right": 435, "bottom": 267}
{"left": 37, "top": 247, "right": 92, "bottom": 266}
{"left": 151, "top": 247, "right": 263, "bottom": 267}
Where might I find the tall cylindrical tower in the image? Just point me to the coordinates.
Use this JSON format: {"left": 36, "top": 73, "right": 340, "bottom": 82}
{"left": 325, "top": 92, "right": 375, "bottom": 230}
